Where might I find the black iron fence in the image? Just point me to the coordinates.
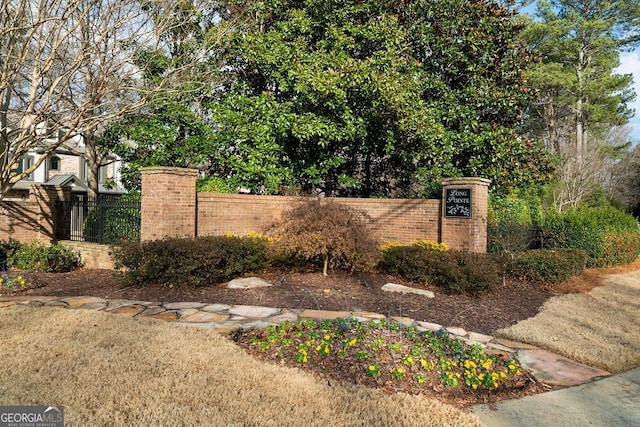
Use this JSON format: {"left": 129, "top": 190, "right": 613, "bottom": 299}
{"left": 55, "top": 196, "right": 141, "bottom": 244}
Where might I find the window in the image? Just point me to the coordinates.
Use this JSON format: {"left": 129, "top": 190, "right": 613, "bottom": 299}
{"left": 80, "top": 159, "right": 88, "bottom": 182}
{"left": 49, "top": 156, "right": 61, "bottom": 171}
{"left": 17, "top": 156, "right": 34, "bottom": 181}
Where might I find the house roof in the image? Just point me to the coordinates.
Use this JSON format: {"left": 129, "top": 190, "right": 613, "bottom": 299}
{"left": 45, "top": 174, "right": 88, "bottom": 190}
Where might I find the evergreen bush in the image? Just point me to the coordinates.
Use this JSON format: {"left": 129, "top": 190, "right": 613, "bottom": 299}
{"left": 112, "top": 235, "right": 268, "bottom": 287}
{"left": 540, "top": 206, "right": 640, "bottom": 267}
{"left": 507, "top": 248, "right": 587, "bottom": 283}
{"left": 9, "top": 242, "right": 81, "bottom": 273}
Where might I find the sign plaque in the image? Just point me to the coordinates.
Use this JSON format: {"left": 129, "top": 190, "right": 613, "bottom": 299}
{"left": 444, "top": 188, "right": 472, "bottom": 218}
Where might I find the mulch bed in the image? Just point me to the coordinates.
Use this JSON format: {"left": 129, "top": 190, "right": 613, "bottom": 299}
{"left": 3, "top": 260, "right": 632, "bottom": 335}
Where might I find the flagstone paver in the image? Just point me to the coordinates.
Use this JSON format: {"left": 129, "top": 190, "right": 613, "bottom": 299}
{"left": 200, "top": 304, "right": 232, "bottom": 312}
{"left": 227, "top": 277, "right": 273, "bottom": 289}
{"left": 142, "top": 311, "right": 178, "bottom": 322}
{"left": 381, "top": 283, "right": 435, "bottom": 298}
{"left": 61, "top": 296, "right": 106, "bottom": 308}
{"left": 163, "top": 302, "right": 207, "bottom": 310}
{"left": 107, "top": 304, "right": 145, "bottom": 316}
{"left": 228, "top": 305, "right": 280, "bottom": 319}
{"left": 179, "top": 311, "right": 229, "bottom": 323}
{"left": 299, "top": 309, "right": 350, "bottom": 319}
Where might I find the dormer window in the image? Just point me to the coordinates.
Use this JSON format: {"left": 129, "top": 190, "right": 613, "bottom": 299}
{"left": 50, "top": 156, "right": 61, "bottom": 171}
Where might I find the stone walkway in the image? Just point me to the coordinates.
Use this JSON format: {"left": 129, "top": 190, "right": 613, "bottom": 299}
{"left": 0, "top": 295, "right": 611, "bottom": 388}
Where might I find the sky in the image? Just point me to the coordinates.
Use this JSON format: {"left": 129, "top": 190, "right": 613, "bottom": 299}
{"left": 617, "top": 50, "right": 640, "bottom": 145}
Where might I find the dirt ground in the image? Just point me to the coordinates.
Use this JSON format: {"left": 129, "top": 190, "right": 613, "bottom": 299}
{"left": 7, "top": 259, "right": 639, "bottom": 335}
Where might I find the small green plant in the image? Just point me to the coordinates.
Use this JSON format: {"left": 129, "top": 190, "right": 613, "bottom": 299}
{"left": 9, "top": 242, "right": 80, "bottom": 273}
{"left": 238, "top": 318, "right": 531, "bottom": 394}
{"left": 0, "top": 273, "right": 27, "bottom": 290}
{"left": 367, "top": 364, "right": 381, "bottom": 378}
{"left": 390, "top": 366, "right": 406, "bottom": 380}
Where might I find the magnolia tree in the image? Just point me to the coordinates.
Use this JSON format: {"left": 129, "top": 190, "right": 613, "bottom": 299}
{"left": 0, "top": 0, "right": 202, "bottom": 200}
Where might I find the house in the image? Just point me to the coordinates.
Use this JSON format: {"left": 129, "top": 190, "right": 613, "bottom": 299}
{"left": 5, "top": 132, "right": 125, "bottom": 201}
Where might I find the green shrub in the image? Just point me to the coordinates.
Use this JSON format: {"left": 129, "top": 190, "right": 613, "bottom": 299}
{"left": 10, "top": 242, "right": 81, "bottom": 273}
{"left": 487, "top": 192, "right": 542, "bottom": 255}
{"left": 540, "top": 206, "right": 640, "bottom": 267}
{"left": 112, "top": 235, "right": 268, "bottom": 287}
{"left": 381, "top": 246, "right": 503, "bottom": 295}
{"left": 507, "top": 249, "right": 587, "bottom": 284}
{"left": 601, "top": 232, "right": 640, "bottom": 267}
{"left": 0, "top": 239, "right": 22, "bottom": 271}
{"left": 266, "top": 199, "right": 379, "bottom": 276}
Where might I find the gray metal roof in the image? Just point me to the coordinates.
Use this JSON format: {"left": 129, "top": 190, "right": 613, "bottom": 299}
{"left": 45, "top": 174, "right": 87, "bottom": 189}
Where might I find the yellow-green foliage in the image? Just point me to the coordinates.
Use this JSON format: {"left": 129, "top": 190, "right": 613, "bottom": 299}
{"left": 380, "top": 240, "right": 447, "bottom": 254}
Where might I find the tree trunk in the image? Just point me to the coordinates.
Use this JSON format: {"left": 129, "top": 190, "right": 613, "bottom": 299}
{"left": 84, "top": 133, "right": 102, "bottom": 202}
{"left": 323, "top": 255, "right": 329, "bottom": 277}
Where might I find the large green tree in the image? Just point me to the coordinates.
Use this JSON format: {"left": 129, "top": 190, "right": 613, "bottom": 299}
{"left": 103, "top": 0, "right": 235, "bottom": 191}
{"left": 521, "top": 0, "right": 639, "bottom": 208}
{"left": 204, "top": 0, "right": 553, "bottom": 197}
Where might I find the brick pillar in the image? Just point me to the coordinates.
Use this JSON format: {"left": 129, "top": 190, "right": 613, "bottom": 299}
{"left": 440, "top": 178, "right": 491, "bottom": 253}
{"left": 29, "top": 184, "right": 71, "bottom": 242}
{"left": 140, "top": 167, "right": 198, "bottom": 241}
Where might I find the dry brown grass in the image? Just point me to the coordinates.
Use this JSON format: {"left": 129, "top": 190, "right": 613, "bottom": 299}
{"left": 0, "top": 305, "right": 482, "bottom": 426}
{"left": 496, "top": 270, "right": 640, "bottom": 373}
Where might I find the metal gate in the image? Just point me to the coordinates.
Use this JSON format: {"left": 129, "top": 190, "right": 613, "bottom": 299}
{"left": 55, "top": 195, "right": 141, "bottom": 244}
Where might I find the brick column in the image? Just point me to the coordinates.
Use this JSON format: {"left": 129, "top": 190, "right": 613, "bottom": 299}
{"left": 140, "top": 167, "right": 198, "bottom": 241}
{"left": 440, "top": 178, "right": 491, "bottom": 253}
{"left": 29, "top": 184, "right": 71, "bottom": 242}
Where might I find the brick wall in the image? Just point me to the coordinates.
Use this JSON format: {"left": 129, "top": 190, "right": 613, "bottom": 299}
{"left": 140, "top": 167, "right": 197, "bottom": 241}
{"left": 197, "top": 193, "right": 440, "bottom": 244}
{"left": 141, "top": 168, "right": 489, "bottom": 252}
{"left": 0, "top": 185, "right": 69, "bottom": 242}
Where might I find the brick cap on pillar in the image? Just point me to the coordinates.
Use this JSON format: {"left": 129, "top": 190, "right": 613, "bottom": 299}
{"left": 140, "top": 167, "right": 199, "bottom": 177}
{"left": 441, "top": 177, "right": 491, "bottom": 187}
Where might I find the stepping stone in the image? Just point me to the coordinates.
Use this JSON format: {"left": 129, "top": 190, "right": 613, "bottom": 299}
{"left": 228, "top": 305, "right": 280, "bottom": 319}
{"left": 142, "top": 311, "right": 177, "bottom": 322}
{"left": 28, "top": 296, "right": 60, "bottom": 303}
{"left": 485, "top": 342, "right": 515, "bottom": 353}
{"left": 468, "top": 332, "right": 494, "bottom": 344}
{"left": 517, "top": 349, "right": 611, "bottom": 387}
{"left": 417, "top": 321, "right": 443, "bottom": 332}
{"left": 352, "top": 311, "right": 386, "bottom": 320}
{"left": 137, "top": 306, "right": 167, "bottom": 317}
{"left": 299, "top": 309, "right": 350, "bottom": 320}
{"left": 177, "top": 308, "right": 199, "bottom": 317}
{"left": 227, "top": 277, "right": 272, "bottom": 289}
{"left": 269, "top": 312, "right": 299, "bottom": 324}
{"left": 163, "top": 302, "right": 206, "bottom": 310}
{"left": 106, "top": 300, "right": 140, "bottom": 310}
{"left": 78, "top": 302, "right": 107, "bottom": 311}
{"left": 60, "top": 296, "right": 106, "bottom": 308}
{"left": 391, "top": 316, "right": 416, "bottom": 327}
{"left": 107, "top": 304, "right": 145, "bottom": 316}
{"left": 179, "top": 311, "right": 229, "bottom": 323}
{"left": 200, "top": 304, "right": 232, "bottom": 313}
{"left": 492, "top": 337, "right": 539, "bottom": 350}
{"left": 44, "top": 301, "right": 68, "bottom": 308}
{"left": 382, "top": 283, "right": 435, "bottom": 298}
{"left": 446, "top": 326, "right": 468, "bottom": 337}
